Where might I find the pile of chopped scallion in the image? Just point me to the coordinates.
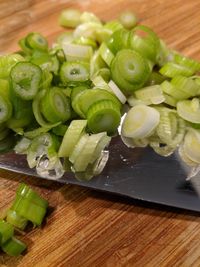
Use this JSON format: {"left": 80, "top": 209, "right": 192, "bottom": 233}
{"left": 0, "top": 9, "right": 200, "bottom": 181}
{"left": 0, "top": 183, "right": 48, "bottom": 256}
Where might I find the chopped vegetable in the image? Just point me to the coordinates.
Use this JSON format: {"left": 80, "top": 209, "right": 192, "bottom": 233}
{"left": 0, "top": 8, "right": 200, "bottom": 181}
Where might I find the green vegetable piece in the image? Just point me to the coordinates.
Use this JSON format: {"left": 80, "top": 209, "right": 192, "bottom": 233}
{"left": 16, "top": 183, "right": 48, "bottom": 209}
{"left": 128, "top": 25, "right": 160, "bottom": 62}
{"left": 52, "top": 124, "right": 68, "bottom": 136}
{"left": 119, "top": 11, "right": 138, "bottom": 29}
{"left": 111, "top": 49, "right": 150, "bottom": 94}
{"left": 12, "top": 196, "right": 47, "bottom": 226}
{"left": 10, "top": 62, "right": 42, "bottom": 100}
{"left": 58, "top": 120, "right": 87, "bottom": 157}
{"left": 60, "top": 61, "right": 89, "bottom": 85}
{"left": 174, "top": 53, "right": 200, "bottom": 73}
{"left": 6, "top": 210, "right": 28, "bottom": 230}
{"left": 107, "top": 28, "right": 130, "bottom": 54}
{"left": 159, "top": 62, "right": 194, "bottom": 78}
{"left": 122, "top": 105, "right": 160, "bottom": 139}
{"left": 59, "top": 9, "right": 81, "bottom": 28}
{"left": 0, "top": 95, "right": 12, "bottom": 123}
{"left": 0, "top": 220, "right": 14, "bottom": 245}
{"left": 73, "top": 132, "right": 107, "bottom": 172}
{"left": 72, "top": 88, "right": 121, "bottom": 118}
{"left": 87, "top": 100, "right": 121, "bottom": 135}
{"left": 32, "top": 90, "right": 61, "bottom": 128}
{"left": 41, "top": 88, "right": 71, "bottom": 123}
{"left": 0, "top": 54, "right": 24, "bottom": 79}
{"left": 1, "top": 237, "right": 27, "bottom": 256}
{"left": 26, "top": 32, "right": 48, "bottom": 51}
{"left": 177, "top": 98, "right": 200, "bottom": 123}
{"left": 99, "top": 42, "right": 114, "bottom": 66}
{"left": 71, "top": 85, "right": 89, "bottom": 102}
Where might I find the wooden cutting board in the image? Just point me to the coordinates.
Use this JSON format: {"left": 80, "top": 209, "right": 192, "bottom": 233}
{"left": 1, "top": 1, "right": 200, "bottom": 266}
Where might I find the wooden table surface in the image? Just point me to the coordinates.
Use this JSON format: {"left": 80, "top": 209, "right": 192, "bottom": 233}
{"left": 1, "top": 0, "right": 200, "bottom": 266}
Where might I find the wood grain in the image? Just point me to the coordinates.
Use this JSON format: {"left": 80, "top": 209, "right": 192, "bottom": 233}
{"left": 1, "top": 1, "right": 200, "bottom": 266}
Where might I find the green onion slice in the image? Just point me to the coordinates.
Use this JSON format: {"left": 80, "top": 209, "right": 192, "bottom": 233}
{"left": 62, "top": 43, "right": 93, "bottom": 62}
{"left": 87, "top": 100, "right": 121, "bottom": 135}
{"left": 41, "top": 88, "right": 71, "bottom": 123}
{"left": 26, "top": 32, "right": 48, "bottom": 51}
{"left": 111, "top": 49, "right": 150, "bottom": 94}
{"left": 122, "top": 105, "right": 160, "bottom": 139}
{"left": 58, "top": 120, "right": 87, "bottom": 157}
{"left": 6, "top": 210, "right": 28, "bottom": 230}
{"left": 1, "top": 237, "right": 27, "bottom": 256}
{"left": 0, "top": 220, "right": 14, "bottom": 245}
{"left": 119, "top": 11, "right": 138, "bottom": 29}
{"left": 0, "top": 54, "right": 24, "bottom": 79}
{"left": 159, "top": 62, "right": 194, "bottom": 78}
{"left": 60, "top": 61, "right": 89, "bottom": 85}
{"left": 177, "top": 98, "right": 200, "bottom": 123}
{"left": 59, "top": 9, "right": 81, "bottom": 28}
{"left": 32, "top": 90, "right": 61, "bottom": 128}
{"left": 73, "top": 132, "right": 107, "bottom": 172}
{"left": 10, "top": 62, "right": 42, "bottom": 100}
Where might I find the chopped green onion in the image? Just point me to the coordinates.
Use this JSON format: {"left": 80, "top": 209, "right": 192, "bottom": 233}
{"left": 73, "top": 36, "right": 97, "bottom": 49}
{"left": 99, "top": 43, "right": 114, "bottom": 66}
{"left": 135, "top": 85, "right": 165, "bottom": 105}
{"left": 0, "top": 54, "right": 24, "bottom": 79}
{"left": 104, "top": 20, "right": 123, "bottom": 33}
{"left": 0, "top": 220, "right": 14, "bottom": 245}
{"left": 182, "top": 129, "right": 200, "bottom": 163}
{"left": 119, "top": 11, "right": 138, "bottom": 29}
{"left": 106, "top": 28, "right": 130, "bottom": 54}
{"left": 73, "top": 22, "right": 102, "bottom": 40}
{"left": 16, "top": 183, "right": 48, "bottom": 208}
{"left": 0, "top": 95, "right": 12, "bottom": 123}
{"left": 6, "top": 210, "right": 28, "bottom": 230}
{"left": 69, "top": 134, "right": 89, "bottom": 163}
{"left": 1, "top": 237, "right": 27, "bottom": 256}
{"left": 32, "top": 90, "right": 61, "bottom": 128}
{"left": 177, "top": 98, "right": 200, "bottom": 123}
{"left": 41, "top": 88, "right": 71, "bottom": 123}
{"left": 58, "top": 120, "right": 87, "bottom": 157}
{"left": 26, "top": 32, "right": 48, "bottom": 52}
{"left": 128, "top": 25, "right": 160, "bottom": 62}
{"left": 14, "top": 137, "right": 31, "bottom": 154}
{"left": 59, "top": 9, "right": 81, "bottom": 28}
{"left": 73, "top": 88, "right": 121, "bottom": 118}
{"left": 73, "top": 132, "right": 107, "bottom": 172}
{"left": 87, "top": 100, "right": 121, "bottom": 135}
{"left": 174, "top": 53, "right": 200, "bottom": 73}
{"left": 159, "top": 62, "right": 193, "bottom": 78}
{"left": 10, "top": 62, "right": 42, "bottom": 100}
{"left": 111, "top": 49, "right": 150, "bottom": 94}
{"left": 161, "top": 80, "right": 189, "bottom": 100}
{"left": 90, "top": 50, "right": 106, "bottom": 78}
{"left": 80, "top": 12, "right": 102, "bottom": 24}
{"left": 122, "top": 105, "right": 160, "bottom": 139}
{"left": 52, "top": 124, "right": 68, "bottom": 136}
{"left": 108, "top": 80, "right": 127, "bottom": 104}
{"left": 60, "top": 61, "right": 89, "bottom": 85}
{"left": 62, "top": 43, "right": 93, "bottom": 62}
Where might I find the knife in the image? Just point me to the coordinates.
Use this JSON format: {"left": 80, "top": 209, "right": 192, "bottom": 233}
{"left": 0, "top": 136, "right": 200, "bottom": 212}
